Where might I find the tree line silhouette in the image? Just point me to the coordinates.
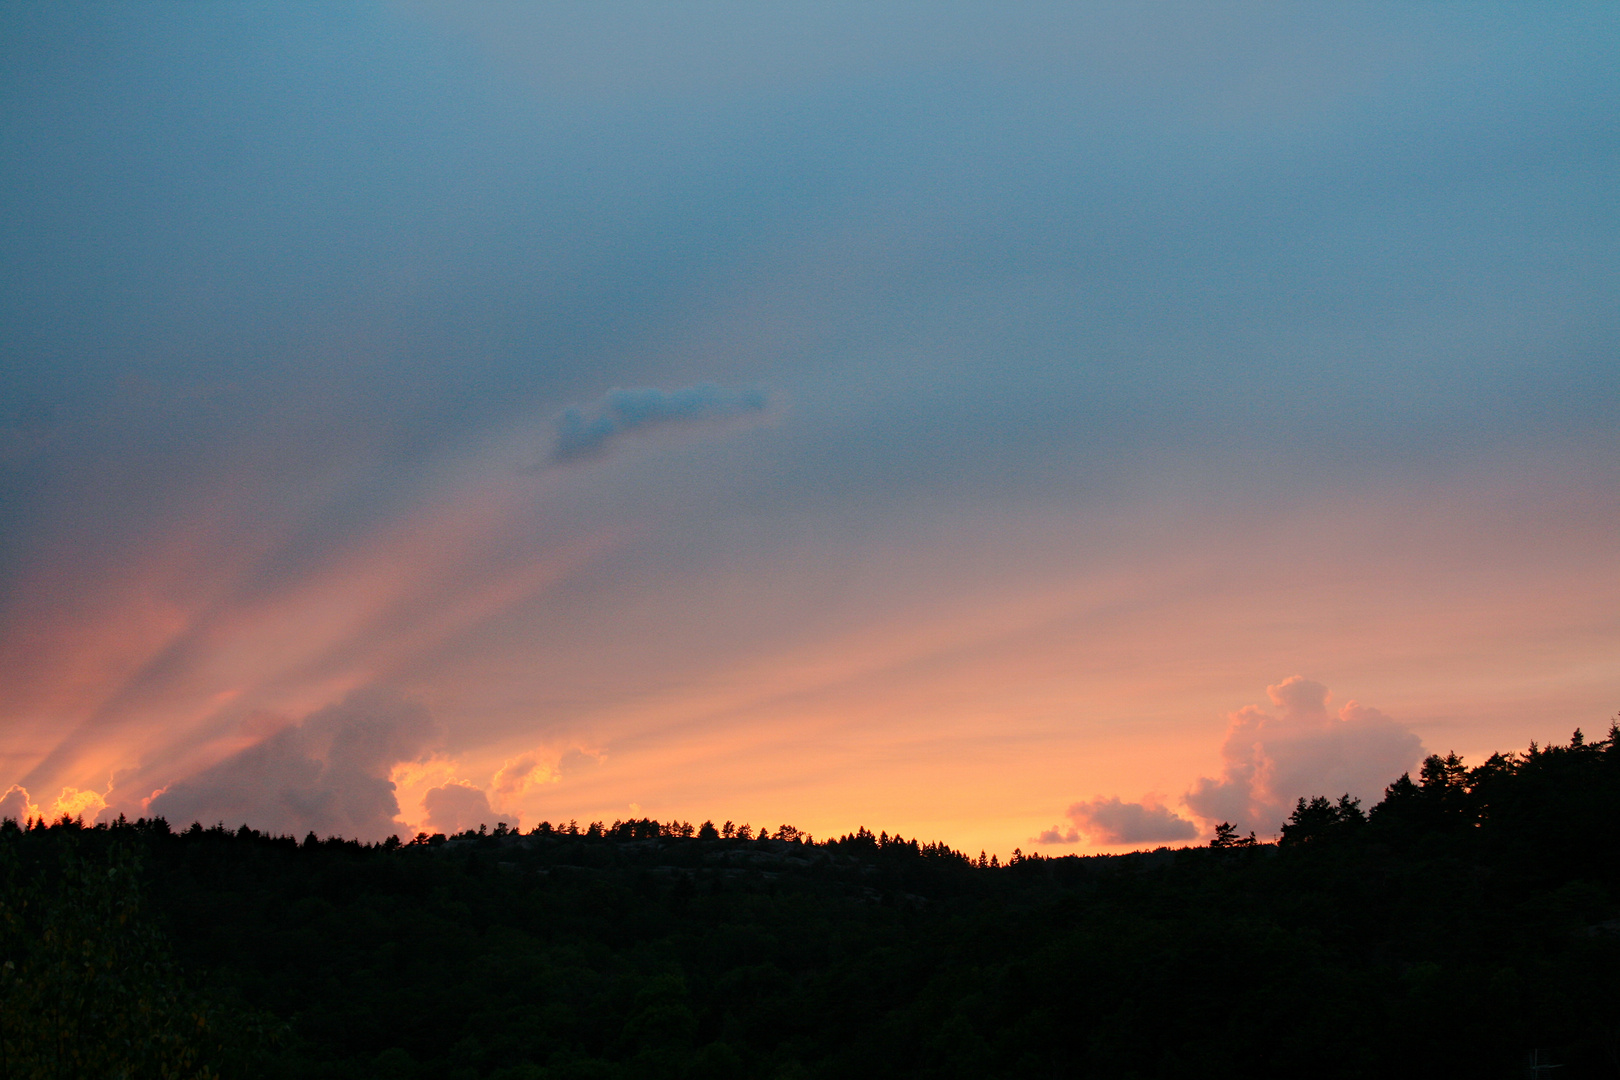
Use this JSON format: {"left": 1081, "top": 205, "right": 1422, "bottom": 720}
{"left": 2, "top": 722, "right": 1618, "bottom": 1078}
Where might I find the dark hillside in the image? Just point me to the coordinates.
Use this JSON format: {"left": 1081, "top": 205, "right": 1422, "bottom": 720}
{"left": 3, "top": 724, "right": 1618, "bottom": 1078}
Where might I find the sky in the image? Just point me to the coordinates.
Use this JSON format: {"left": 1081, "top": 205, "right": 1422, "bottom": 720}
{"left": 0, "top": 2, "right": 1615, "bottom": 856}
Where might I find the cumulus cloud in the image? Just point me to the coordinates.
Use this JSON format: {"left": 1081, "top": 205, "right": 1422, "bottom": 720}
{"left": 147, "top": 687, "right": 437, "bottom": 841}
{"left": 548, "top": 383, "right": 770, "bottom": 464}
{"left": 423, "top": 782, "right": 504, "bottom": 834}
{"left": 1183, "top": 676, "right": 1424, "bottom": 836}
{"left": 0, "top": 784, "right": 109, "bottom": 824}
{"left": 491, "top": 752, "right": 556, "bottom": 801}
{"left": 52, "top": 787, "right": 107, "bottom": 821}
{"left": 0, "top": 785, "right": 36, "bottom": 823}
{"left": 1060, "top": 796, "right": 1199, "bottom": 846}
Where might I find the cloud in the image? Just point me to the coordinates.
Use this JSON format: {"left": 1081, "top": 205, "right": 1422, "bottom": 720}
{"left": 423, "top": 782, "right": 502, "bottom": 835}
{"left": 491, "top": 752, "right": 556, "bottom": 801}
{"left": 1063, "top": 796, "right": 1199, "bottom": 846}
{"left": 0, "top": 784, "right": 109, "bottom": 824}
{"left": 1183, "top": 676, "right": 1424, "bottom": 836}
{"left": 0, "top": 785, "right": 36, "bottom": 823}
{"left": 548, "top": 384, "right": 770, "bottom": 465}
{"left": 147, "top": 687, "right": 437, "bottom": 841}
{"left": 52, "top": 786, "right": 107, "bottom": 821}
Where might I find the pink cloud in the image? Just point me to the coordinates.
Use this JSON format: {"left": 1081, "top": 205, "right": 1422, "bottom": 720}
{"left": 423, "top": 781, "right": 500, "bottom": 835}
{"left": 491, "top": 752, "right": 556, "bottom": 802}
{"left": 146, "top": 687, "right": 436, "bottom": 840}
{"left": 1062, "top": 796, "right": 1198, "bottom": 846}
{"left": 1183, "top": 676, "right": 1424, "bottom": 837}
{"left": 0, "top": 785, "right": 35, "bottom": 823}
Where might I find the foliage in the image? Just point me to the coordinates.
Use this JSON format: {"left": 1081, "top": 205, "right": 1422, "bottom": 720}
{"left": 0, "top": 819, "right": 279, "bottom": 1079}
{"left": 1209, "top": 821, "right": 1258, "bottom": 848}
{"left": 1278, "top": 794, "right": 1364, "bottom": 845}
{"left": 4, "top": 720, "right": 1619, "bottom": 1078}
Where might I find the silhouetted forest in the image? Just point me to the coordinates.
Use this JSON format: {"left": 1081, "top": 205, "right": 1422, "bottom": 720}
{"left": 3, "top": 724, "right": 1618, "bottom": 1079}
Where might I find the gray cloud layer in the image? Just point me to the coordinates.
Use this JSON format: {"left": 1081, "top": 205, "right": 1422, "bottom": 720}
{"left": 422, "top": 781, "right": 501, "bottom": 835}
{"left": 550, "top": 385, "right": 770, "bottom": 465}
{"left": 0, "top": 786, "right": 29, "bottom": 822}
{"left": 1048, "top": 797, "right": 1199, "bottom": 846}
{"left": 147, "top": 688, "right": 436, "bottom": 841}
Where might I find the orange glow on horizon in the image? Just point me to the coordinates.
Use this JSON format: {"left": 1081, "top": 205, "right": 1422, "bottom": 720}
{"left": 0, "top": 468, "right": 1614, "bottom": 857}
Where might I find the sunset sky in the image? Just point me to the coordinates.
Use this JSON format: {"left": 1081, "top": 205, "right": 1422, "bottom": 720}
{"left": 1, "top": 3, "right": 1615, "bottom": 856}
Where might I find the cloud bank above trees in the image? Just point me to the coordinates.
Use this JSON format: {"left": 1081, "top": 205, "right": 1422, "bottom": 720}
{"left": 1041, "top": 796, "right": 1198, "bottom": 846}
{"left": 114, "top": 689, "right": 572, "bottom": 841}
{"left": 1183, "top": 676, "right": 1425, "bottom": 836}
{"left": 1045, "top": 677, "right": 1426, "bottom": 848}
{"left": 146, "top": 689, "right": 438, "bottom": 841}
{"left": 423, "top": 781, "right": 500, "bottom": 836}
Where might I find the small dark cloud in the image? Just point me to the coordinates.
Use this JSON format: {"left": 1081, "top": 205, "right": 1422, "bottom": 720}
{"left": 422, "top": 781, "right": 501, "bottom": 835}
{"left": 1065, "top": 796, "right": 1199, "bottom": 845}
{"left": 548, "top": 384, "right": 770, "bottom": 465}
{"left": 147, "top": 687, "right": 436, "bottom": 841}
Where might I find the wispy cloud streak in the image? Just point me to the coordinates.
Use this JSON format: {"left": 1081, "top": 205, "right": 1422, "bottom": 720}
{"left": 549, "top": 385, "right": 770, "bottom": 465}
